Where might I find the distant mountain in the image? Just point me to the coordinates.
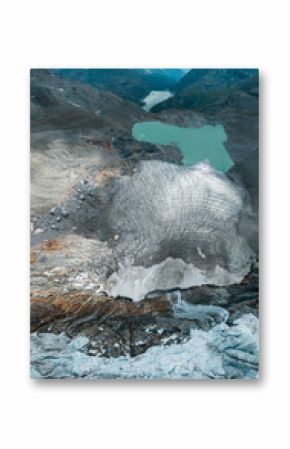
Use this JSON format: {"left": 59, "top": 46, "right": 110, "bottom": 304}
{"left": 145, "top": 69, "right": 188, "bottom": 81}
{"left": 50, "top": 69, "right": 182, "bottom": 104}
{"left": 173, "top": 68, "right": 256, "bottom": 93}
{"left": 153, "top": 69, "right": 258, "bottom": 111}
{"left": 31, "top": 69, "right": 147, "bottom": 134}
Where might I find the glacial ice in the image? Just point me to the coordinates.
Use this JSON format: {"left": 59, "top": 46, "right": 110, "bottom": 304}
{"left": 101, "top": 160, "right": 255, "bottom": 301}
{"left": 106, "top": 258, "right": 251, "bottom": 302}
{"left": 30, "top": 313, "right": 259, "bottom": 379}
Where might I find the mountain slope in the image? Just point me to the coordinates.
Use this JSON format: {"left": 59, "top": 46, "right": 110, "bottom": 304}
{"left": 50, "top": 68, "right": 179, "bottom": 103}
{"left": 30, "top": 69, "right": 182, "bottom": 217}
{"left": 152, "top": 69, "right": 259, "bottom": 210}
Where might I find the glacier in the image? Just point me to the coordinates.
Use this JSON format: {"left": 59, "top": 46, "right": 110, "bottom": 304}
{"left": 99, "top": 160, "right": 255, "bottom": 301}
{"left": 30, "top": 313, "right": 259, "bottom": 379}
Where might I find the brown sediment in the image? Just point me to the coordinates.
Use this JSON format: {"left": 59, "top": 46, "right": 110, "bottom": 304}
{"left": 42, "top": 239, "right": 63, "bottom": 251}
{"left": 30, "top": 252, "right": 38, "bottom": 264}
{"left": 30, "top": 291, "right": 177, "bottom": 358}
{"left": 31, "top": 292, "right": 171, "bottom": 331}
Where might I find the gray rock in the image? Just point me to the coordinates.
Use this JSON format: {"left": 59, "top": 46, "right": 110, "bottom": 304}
{"left": 61, "top": 209, "right": 68, "bottom": 217}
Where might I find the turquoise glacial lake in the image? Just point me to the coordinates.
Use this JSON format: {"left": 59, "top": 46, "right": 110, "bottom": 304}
{"left": 132, "top": 121, "right": 233, "bottom": 172}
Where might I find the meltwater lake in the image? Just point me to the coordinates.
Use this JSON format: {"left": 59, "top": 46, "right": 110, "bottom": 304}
{"left": 132, "top": 121, "right": 233, "bottom": 172}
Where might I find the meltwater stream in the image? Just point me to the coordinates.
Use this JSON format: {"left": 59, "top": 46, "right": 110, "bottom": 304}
{"left": 170, "top": 290, "right": 229, "bottom": 324}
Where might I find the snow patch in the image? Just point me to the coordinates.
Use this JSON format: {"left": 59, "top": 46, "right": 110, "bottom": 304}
{"left": 142, "top": 90, "right": 173, "bottom": 111}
